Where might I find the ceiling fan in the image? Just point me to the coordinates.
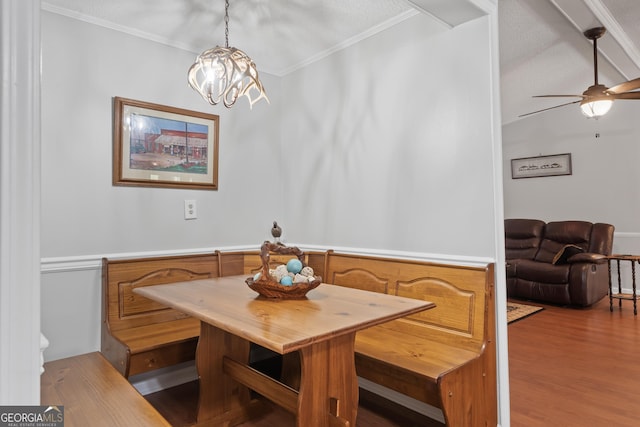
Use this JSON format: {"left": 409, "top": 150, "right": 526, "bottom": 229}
{"left": 520, "top": 27, "right": 640, "bottom": 119}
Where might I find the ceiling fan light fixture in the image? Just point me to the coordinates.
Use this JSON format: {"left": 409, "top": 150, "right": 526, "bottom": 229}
{"left": 580, "top": 98, "right": 613, "bottom": 118}
{"left": 523, "top": 27, "right": 640, "bottom": 119}
{"left": 187, "top": 0, "right": 268, "bottom": 109}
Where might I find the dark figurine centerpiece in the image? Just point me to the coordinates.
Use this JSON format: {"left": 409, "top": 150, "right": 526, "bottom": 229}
{"left": 271, "top": 221, "right": 283, "bottom": 245}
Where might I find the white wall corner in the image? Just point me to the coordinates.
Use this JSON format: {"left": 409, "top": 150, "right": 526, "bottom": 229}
{"left": 0, "top": 0, "right": 42, "bottom": 405}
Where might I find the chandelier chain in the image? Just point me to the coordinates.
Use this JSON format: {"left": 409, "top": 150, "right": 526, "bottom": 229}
{"left": 224, "top": 0, "right": 230, "bottom": 48}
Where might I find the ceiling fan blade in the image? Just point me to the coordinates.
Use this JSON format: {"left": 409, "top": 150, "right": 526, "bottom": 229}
{"left": 519, "top": 100, "right": 581, "bottom": 118}
{"left": 608, "top": 77, "right": 640, "bottom": 94}
{"left": 533, "top": 94, "right": 584, "bottom": 99}
{"left": 612, "top": 92, "right": 640, "bottom": 100}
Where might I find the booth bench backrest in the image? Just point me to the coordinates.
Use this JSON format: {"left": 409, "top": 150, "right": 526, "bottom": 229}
{"left": 104, "top": 250, "right": 327, "bottom": 332}
{"left": 217, "top": 250, "right": 327, "bottom": 277}
{"left": 102, "top": 253, "right": 221, "bottom": 333}
{"left": 322, "top": 251, "right": 492, "bottom": 353}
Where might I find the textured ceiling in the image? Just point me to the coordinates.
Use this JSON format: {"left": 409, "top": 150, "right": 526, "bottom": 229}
{"left": 42, "top": 0, "right": 417, "bottom": 76}
{"left": 499, "top": 0, "right": 640, "bottom": 123}
{"left": 42, "top": 0, "right": 640, "bottom": 124}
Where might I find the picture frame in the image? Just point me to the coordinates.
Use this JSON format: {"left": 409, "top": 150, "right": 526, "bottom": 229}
{"left": 511, "top": 153, "right": 572, "bottom": 179}
{"left": 113, "top": 97, "right": 219, "bottom": 190}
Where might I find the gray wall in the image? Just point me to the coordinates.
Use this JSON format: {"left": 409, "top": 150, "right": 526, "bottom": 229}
{"left": 41, "top": 10, "right": 284, "bottom": 359}
{"left": 280, "top": 15, "right": 499, "bottom": 257}
{"left": 41, "top": 13, "right": 284, "bottom": 258}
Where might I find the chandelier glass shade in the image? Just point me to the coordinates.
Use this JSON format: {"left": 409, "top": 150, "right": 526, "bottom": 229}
{"left": 187, "top": 0, "right": 268, "bottom": 108}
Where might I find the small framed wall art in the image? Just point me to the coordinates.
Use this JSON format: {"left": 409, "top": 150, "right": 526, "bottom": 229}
{"left": 113, "top": 97, "right": 219, "bottom": 190}
{"left": 511, "top": 153, "right": 572, "bottom": 179}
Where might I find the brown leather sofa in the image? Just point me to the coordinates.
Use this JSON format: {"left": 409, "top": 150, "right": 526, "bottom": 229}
{"left": 505, "top": 219, "right": 614, "bottom": 306}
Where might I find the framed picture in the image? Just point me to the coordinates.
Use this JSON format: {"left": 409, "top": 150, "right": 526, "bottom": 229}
{"left": 511, "top": 153, "right": 572, "bottom": 179}
{"left": 113, "top": 97, "right": 219, "bottom": 190}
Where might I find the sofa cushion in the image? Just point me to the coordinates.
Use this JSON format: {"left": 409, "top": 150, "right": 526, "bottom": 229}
{"left": 516, "top": 259, "right": 571, "bottom": 284}
{"left": 534, "top": 221, "right": 592, "bottom": 263}
{"left": 513, "top": 279, "right": 571, "bottom": 305}
{"left": 505, "top": 219, "right": 545, "bottom": 260}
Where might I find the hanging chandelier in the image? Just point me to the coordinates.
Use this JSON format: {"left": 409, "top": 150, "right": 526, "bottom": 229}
{"left": 187, "top": 0, "right": 269, "bottom": 108}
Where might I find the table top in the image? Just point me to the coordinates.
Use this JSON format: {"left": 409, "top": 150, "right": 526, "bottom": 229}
{"left": 134, "top": 275, "right": 434, "bottom": 354}
{"left": 607, "top": 254, "right": 640, "bottom": 261}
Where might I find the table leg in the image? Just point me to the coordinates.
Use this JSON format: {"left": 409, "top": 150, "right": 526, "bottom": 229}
{"left": 196, "top": 322, "right": 255, "bottom": 426}
{"left": 617, "top": 260, "right": 623, "bottom": 308}
{"left": 297, "top": 332, "right": 358, "bottom": 427}
{"left": 281, "top": 352, "right": 301, "bottom": 390}
{"left": 608, "top": 259, "right": 613, "bottom": 312}
{"left": 633, "top": 261, "right": 638, "bottom": 316}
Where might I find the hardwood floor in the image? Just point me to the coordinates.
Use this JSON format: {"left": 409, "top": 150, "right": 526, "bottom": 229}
{"left": 145, "top": 379, "right": 443, "bottom": 427}
{"left": 508, "top": 296, "right": 640, "bottom": 426}
{"left": 144, "top": 353, "right": 442, "bottom": 426}
{"left": 145, "top": 296, "right": 640, "bottom": 426}
{"left": 508, "top": 297, "right": 640, "bottom": 427}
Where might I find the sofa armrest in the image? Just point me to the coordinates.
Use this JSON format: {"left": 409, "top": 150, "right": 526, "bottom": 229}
{"left": 568, "top": 260, "right": 610, "bottom": 306}
{"left": 568, "top": 253, "right": 608, "bottom": 264}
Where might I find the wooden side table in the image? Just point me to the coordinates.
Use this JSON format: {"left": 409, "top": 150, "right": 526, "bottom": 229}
{"left": 607, "top": 255, "right": 640, "bottom": 315}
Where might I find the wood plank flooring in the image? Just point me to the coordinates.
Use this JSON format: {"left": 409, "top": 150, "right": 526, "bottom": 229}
{"left": 145, "top": 296, "right": 640, "bottom": 426}
{"left": 145, "top": 380, "right": 443, "bottom": 427}
{"left": 508, "top": 296, "right": 640, "bottom": 427}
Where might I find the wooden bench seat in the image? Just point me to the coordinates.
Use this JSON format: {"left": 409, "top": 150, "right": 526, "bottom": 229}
{"left": 101, "top": 253, "right": 220, "bottom": 377}
{"left": 112, "top": 317, "right": 200, "bottom": 355}
{"left": 41, "top": 352, "right": 170, "bottom": 426}
{"left": 357, "top": 325, "right": 480, "bottom": 383}
{"left": 320, "top": 251, "right": 497, "bottom": 427}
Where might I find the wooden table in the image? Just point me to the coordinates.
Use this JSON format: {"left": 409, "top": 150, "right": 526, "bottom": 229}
{"left": 134, "top": 275, "right": 434, "bottom": 427}
{"left": 607, "top": 254, "right": 640, "bottom": 315}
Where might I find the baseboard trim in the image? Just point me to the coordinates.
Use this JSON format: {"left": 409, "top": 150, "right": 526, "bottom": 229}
{"left": 358, "top": 377, "right": 445, "bottom": 424}
{"left": 129, "top": 361, "right": 197, "bottom": 396}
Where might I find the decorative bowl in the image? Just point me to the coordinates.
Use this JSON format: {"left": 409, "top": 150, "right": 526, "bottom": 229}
{"left": 245, "top": 241, "right": 321, "bottom": 299}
